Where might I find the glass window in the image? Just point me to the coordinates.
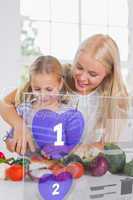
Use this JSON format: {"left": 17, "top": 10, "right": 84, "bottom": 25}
{"left": 33, "top": 22, "right": 50, "bottom": 54}
{"left": 108, "top": 27, "right": 128, "bottom": 61}
{"left": 82, "top": 25, "right": 107, "bottom": 40}
{"left": 51, "top": 0, "right": 79, "bottom": 23}
{"left": 81, "top": 0, "right": 108, "bottom": 25}
{"left": 108, "top": 0, "right": 128, "bottom": 26}
{"left": 51, "top": 23, "right": 79, "bottom": 60}
{"left": 21, "top": 0, "right": 50, "bottom": 21}
{"left": 20, "top": 0, "right": 128, "bottom": 61}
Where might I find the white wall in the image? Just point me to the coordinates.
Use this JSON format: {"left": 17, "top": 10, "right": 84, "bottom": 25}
{"left": 0, "top": 0, "right": 20, "bottom": 97}
{"left": 0, "top": 0, "right": 20, "bottom": 155}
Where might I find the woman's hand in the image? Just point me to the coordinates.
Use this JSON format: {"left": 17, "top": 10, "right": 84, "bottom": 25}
{"left": 13, "top": 121, "right": 35, "bottom": 155}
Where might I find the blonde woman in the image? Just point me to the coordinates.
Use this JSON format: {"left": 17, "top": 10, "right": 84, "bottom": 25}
{"left": 64, "top": 34, "right": 128, "bottom": 143}
{"left": 0, "top": 34, "right": 129, "bottom": 155}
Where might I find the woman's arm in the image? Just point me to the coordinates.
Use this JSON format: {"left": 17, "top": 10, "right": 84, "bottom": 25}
{"left": 0, "top": 89, "right": 35, "bottom": 154}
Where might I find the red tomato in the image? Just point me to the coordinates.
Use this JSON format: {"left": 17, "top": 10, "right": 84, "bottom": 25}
{"left": 0, "top": 152, "right": 5, "bottom": 159}
{"left": 49, "top": 163, "right": 64, "bottom": 171}
{"left": 6, "top": 164, "right": 25, "bottom": 181}
{"left": 49, "top": 163, "right": 66, "bottom": 175}
{"left": 53, "top": 167, "right": 67, "bottom": 176}
{"left": 66, "top": 162, "right": 84, "bottom": 179}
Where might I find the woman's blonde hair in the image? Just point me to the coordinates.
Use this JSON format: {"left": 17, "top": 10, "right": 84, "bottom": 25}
{"left": 64, "top": 34, "right": 129, "bottom": 142}
{"left": 15, "top": 55, "right": 69, "bottom": 105}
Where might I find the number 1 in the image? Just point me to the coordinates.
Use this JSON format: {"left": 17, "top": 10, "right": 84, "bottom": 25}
{"left": 54, "top": 123, "right": 64, "bottom": 146}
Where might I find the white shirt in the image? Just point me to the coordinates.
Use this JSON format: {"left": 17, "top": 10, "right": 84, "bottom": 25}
{"left": 69, "top": 91, "right": 133, "bottom": 145}
{"left": 69, "top": 90, "right": 102, "bottom": 144}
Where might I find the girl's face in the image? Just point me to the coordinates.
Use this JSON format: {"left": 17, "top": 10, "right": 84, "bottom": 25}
{"left": 31, "top": 72, "right": 63, "bottom": 104}
{"left": 73, "top": 52, "right": 108, "bottom": 95}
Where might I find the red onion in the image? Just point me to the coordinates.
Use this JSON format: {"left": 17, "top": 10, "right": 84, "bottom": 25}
{"left": 88, "top": 155, "right": 108, "bottom": 176}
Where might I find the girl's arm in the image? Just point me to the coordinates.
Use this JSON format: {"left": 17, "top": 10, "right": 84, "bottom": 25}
{"left": 0, "top": 89, "right": 35, "bottom": 154}
{"left": 0, "top": 90, "right": 22, "bottom": 127}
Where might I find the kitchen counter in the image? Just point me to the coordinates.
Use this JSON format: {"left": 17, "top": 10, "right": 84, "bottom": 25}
{"left": 1, "top": 173, "right": 133, "bottom": 200}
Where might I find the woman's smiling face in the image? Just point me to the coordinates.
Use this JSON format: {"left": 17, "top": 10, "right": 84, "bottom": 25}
{"left": 73, "top": 52, "right": 108, "bottom": 95}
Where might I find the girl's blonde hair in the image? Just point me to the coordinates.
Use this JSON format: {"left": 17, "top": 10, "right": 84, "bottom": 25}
{"left": 15, "top": 55, "right": 68, "bottom": 105}
{"left": 64, "top": 34, "right": 129, "bottom": 142}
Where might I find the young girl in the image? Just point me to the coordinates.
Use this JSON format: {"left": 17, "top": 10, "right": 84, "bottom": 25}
{"left": 0, "top": 34, "right": 129, "bottom": 155}
{"left": 3, "top": 55, "right": 84, "bottom": 159}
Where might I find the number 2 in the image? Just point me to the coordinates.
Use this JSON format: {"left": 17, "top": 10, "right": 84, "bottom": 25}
{"left": 54, "top": 123, "right": 64, "bottom": 146}
{"left": 52, "top": 183, "right": 60, "bottom": 196}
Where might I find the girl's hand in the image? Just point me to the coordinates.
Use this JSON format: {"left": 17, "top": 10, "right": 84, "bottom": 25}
{"left": 5, "top": 139, "right": 15, "bottom": 153}
{"left": 13, "top": 121, "right": 35, "bottom": 155}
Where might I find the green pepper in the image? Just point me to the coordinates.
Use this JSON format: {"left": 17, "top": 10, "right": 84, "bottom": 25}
{"left": 0, "top": 157, "right": 15, "bottom": 165}
{"left": 0, "top": 158, "right": 6, "bottom": 164}
{"left": 124, "top": 160, "right": 133, "bottom": 177}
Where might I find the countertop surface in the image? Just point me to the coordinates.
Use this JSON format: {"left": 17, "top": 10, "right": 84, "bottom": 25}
{"left": 1, "top": 173, "right": 133, "bottom": 200}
